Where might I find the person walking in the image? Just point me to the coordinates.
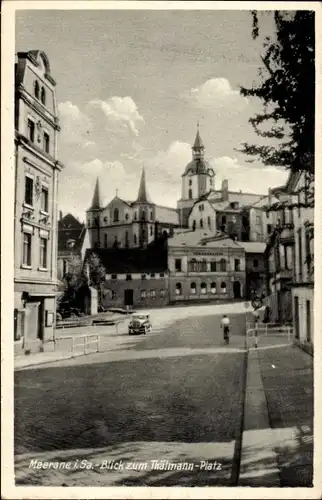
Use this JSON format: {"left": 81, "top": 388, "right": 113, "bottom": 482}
{"left": 221, "top": 314, "right": 230, "bottom": 344}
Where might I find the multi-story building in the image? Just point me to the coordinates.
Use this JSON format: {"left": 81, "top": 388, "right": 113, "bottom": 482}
{"left": 291, "top": 171, "right": 314, "bottom": 352}
{"left": 167, "top": 229, "right": 246, "bottom": 303}
{"left": 14, "top": 51, "right": 64, "bottom": 348}
{"left": 57, "top": 212, "right": 89, "bottom": 281}
{"left": 86, "top": 168, "right": 180, "bottom": 249}
{"left": 238, "top": 242, "right": 266, "bottom": 299}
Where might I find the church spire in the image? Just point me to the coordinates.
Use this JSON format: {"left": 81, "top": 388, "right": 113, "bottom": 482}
{"left": 136, "top": 167, "right": 151, "bottom": 203}
{"left": 192, "top": 123, "right": 205, "bottom": 159}
{"left": 90, "top": 177, "right": 101, "bottom": 210}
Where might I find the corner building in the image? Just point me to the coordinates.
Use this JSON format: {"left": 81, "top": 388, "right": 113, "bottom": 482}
{"left": 14, "top": 51, "right": 64, "bottom": 347}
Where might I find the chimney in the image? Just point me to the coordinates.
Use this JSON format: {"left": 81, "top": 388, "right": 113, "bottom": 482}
{"left": 222, "top": 179, "right": 229, "bottom": 202}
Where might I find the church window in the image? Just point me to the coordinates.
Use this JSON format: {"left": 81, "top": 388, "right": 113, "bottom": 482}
{"left": 113, "top": 208, "right": 119, "bottom": 222}
{"left": 34, "top": 80, "right": 40, "bottom": 99}
{"left": 41, "top": 87, "right": 46, "bottom": 105}
{"left": 188, "top": 189, "right": 192, "bottom": 200}
{"left": 220, "top": 259, "right": 227, "bottom": 272}
{"left": 200, "top": 219, "right": 203, "bottom": 229}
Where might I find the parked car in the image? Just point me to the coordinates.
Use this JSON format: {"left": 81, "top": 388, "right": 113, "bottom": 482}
{"left": 128, "top": 314, "right": 152, "bottom": 335}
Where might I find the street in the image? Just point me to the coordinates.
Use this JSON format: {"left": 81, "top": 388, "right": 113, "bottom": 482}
{"left": 15, "top": 307, "right": 247, "bottom": 486}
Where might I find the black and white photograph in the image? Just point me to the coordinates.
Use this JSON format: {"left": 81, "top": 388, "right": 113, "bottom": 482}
{"left": 1, "top": 1, "right": 321, "bottom": 497}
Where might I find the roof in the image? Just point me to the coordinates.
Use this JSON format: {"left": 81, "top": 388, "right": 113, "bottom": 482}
{"left": 84, "top": 242, "right": 168, "bottom": 274}
{"left": 193, "top": 127, "right": 204, "bottom": 149}
{"left": 58, "top": 214, "right": 86, "bottom": 252}
{"left": 238, "top": 242, "right": 266, "bottom": 254}
{"left": 136, "top": 168, "right": 152, "bottom": 203}
{"left": 208, "top": 191, "right": 265, "bottom": 208}
{"left": 183, "top": 158, "right": 212, "bottom": 176}
{"left": 168, "top": 229, "right": 242, "bottom": 249}
{"left": 89, "top": 177, "right": 101, "bottom": 210}
{"left": 155, "top": 205, "right": 179, "bottom": 224}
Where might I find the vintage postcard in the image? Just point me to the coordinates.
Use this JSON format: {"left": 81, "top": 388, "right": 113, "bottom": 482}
{"left": 1, "top": 1, "right": 321, "bottom": 499}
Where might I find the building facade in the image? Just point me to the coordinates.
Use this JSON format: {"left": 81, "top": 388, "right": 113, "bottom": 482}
{"left": 168, "top": 230, "right": 246, "bottom": 304}
{"left": 86, "top": 169, "right": 179, "bottom": 249}
{"left": 57, "top": 212, "right": 89, "bottom": 281}
{"left": 14, "top": 51, "right": 64, "bottom": 347}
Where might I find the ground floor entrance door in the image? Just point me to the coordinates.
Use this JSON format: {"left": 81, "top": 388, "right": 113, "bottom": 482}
{"left": 124, "top": 289, "right": 134, "bottom": 307}
{"left": 233, "top": 281, "right": 241, "bottom": 299}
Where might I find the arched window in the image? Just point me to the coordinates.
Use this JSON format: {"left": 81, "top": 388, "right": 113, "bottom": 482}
{"left": 190, "top": 282, "right": 197, "bottom": 295}
{"left": 200, "top": 283, "right": 207, "bottom": 295}
{"left": 150, "top": 226, "right": 153, "bottom": 236}
{"left": 141, "top": 210, "right": 146, "bottom": 221}
{"left": 211, "top": 282, "right": 216, "bottom": 294}
{"left": 220, "top": 258, "right": 226, "bottom": 272}
{"left": 40, "top": 87, "right": 46, "bottom": 105}
{"left": 189, "top": 179, "right": 192, "bottom": 186}
{"left": 34, "top": 80, "right": 40, "bottom": 99}
{"left": 125, "top": 213, "right": 129, "bottom": 221}
{"left": 134, "top": 234, "right": 137, "bottom": 245}
{"left": 188, "top": 189, "right": 192, "bottom": 200}
{"left": 221, "top": 282, "right": 227, "bottom": 293}
{"left": 207, "top": 216, "right": 211, "bottom": 228}
{"left": 113, "top": 208, "right": 119, "bottom": 222}
{"left": 134, "top": 212, "right": 137, "bottom": 221}
{"left": 200, "top": 218, "right": 203, "bottom": 229}
{"left": 175, "top": 283, "right": 182, "bottom": 296}
{"left": 150, "top": 211, "right": 153, "bottom": 220}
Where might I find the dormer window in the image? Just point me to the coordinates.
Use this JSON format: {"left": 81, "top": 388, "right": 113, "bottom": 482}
{"left": 34, "top": 81, "right": 40, "bottom": 99}
{"left": 67, "top": 239, "right": 75, "bottom": 249}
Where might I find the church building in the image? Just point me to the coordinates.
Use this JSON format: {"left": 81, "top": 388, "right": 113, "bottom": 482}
{"left": 86, "top": 168, "right": 180, "bottom": 249}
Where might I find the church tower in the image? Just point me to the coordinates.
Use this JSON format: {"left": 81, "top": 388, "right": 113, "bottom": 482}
{"left": 86, "top": 177, "right": 102, "bottom": 248}
{"left": 177, "top": 125, "right": 215, "bottom": 227}
{"left": 132, "top": 168, "right": 155, "bottom": 248}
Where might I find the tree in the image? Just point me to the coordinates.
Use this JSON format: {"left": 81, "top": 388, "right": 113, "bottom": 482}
{"left": 239, "top": 10, "right": 315, "bottom": 176}
{"left": 86, "top": 253, "right": 107, "bottom": 303}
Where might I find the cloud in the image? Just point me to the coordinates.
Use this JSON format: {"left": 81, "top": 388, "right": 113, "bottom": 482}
{"left": 184, "top": 78, "right": 248, "bottom": 110}
{"left": 88, "top": 97, "right": 144, "bottom": 136}
{"left": 58, "top": 101, "right": 93, "bottom": 146}
{"left": 146, "top": 141, "right": 192, "bottom": 182}
{"left": 209, "top": 156, "right": 289, "bottom": 194}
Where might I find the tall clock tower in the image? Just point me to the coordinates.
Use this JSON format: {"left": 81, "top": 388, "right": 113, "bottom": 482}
{"left": 177, "top": 126, "right": 215, "bottom": 227}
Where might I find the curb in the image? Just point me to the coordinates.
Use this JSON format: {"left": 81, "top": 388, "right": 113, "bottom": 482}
{"left": 238, "top": 348, "right": 280, "bottom": 486}
{"left": 14, "top": 351, "right": 92, "bottom": 371}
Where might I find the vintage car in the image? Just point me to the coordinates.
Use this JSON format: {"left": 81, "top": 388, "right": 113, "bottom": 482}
{"left": 128, "top": 314, "right": 152, "bottom": 335}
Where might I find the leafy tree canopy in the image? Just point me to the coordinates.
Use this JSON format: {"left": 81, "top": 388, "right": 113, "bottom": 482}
{"left": 239, "top": 10, "right": 315, "bottom": 174}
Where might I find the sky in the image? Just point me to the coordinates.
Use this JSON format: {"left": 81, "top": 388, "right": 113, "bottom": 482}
{"left": 16, "top": 8, "right": 290, "bottom": 221}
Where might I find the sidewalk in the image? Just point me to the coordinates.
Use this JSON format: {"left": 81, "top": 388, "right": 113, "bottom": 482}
{"left": 14, "top": 350, "right": 83, "bottom": 370}
{"left": 239, "top": 344, "right": 313, "bottom": 487}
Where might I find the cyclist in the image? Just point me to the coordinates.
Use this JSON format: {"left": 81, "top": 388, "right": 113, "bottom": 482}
{"left": 221, "top": 314, "right": 230, "bottom": 344}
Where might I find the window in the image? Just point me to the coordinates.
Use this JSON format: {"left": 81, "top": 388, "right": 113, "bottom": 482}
{"left": 234, "top": 259, "right": 240, "bottom": 271}
{"left": 24, "top": 176, "right": 33, "bottom": 206}
{"left": 104, "top": 233, "right": 108, "bottom": 248}
{"left": 175, "top": 283, "right": 182, "bottom": 295}
{"left": 200, "top": 259, "right": 207, "bottom": 272}
{"left": 113, "top": 208, "right": 119, "bottom": 222}
{"left": 40, "top": 186, "right": 48, "bottom": 212}
{"left": 141, "top": 274, "right": 146, "bottom": 280}
{"left": 253, "top": 259, "right": 258, "bottom": 268}
{"left": 22, "top": 232, "right": 32, "bottom": 266}
{"left": 256, "top": 216, "right": 261, "bottom": 225}
{"left": 200, "top": 218, "right": 203, "bottom": 228}
{"left": 267, "top": 224, "right": 272, "bottom": 235}
{"left": 221, "top": 282, "right": 227, "bottom": 293}
{"left": 126, "top": 274, "right": 132, "bottom": 281}
{"left": 190, "top": 282, "right": 197, "bottom": 295}
{"left": 211, "top": 282, "right": 216, "bottom": 294}
{"left": 188, "top": 189, "right": 192, "bottom": 199}
{"left": 189, "top": 179, "right": 192, "bottom": 186}
{"left": 150, "top": 273, "right": 155, "bottom": 278}
{"left": 150, "top": 226, "right": 153, "bottom": 236}
{"left": 159, "top": 272, "right": 165, "bottom": 278}
{"left": 305, "top": 231, "right": 311, "bottom": 274}
{"left": 298, "top": 229, "right": 303, "bottom": 278}
{"left": 175, "top": 259, "right": 182, "bottom": 272}
{"left": 63, "top": 259, "right": 68, "bottom": 276}
{"left": 112, "top": 290, "right": 117, "bottom": 300}
{"left": 222, "top": 216, "right": 227, "bottom": 225}
{"left": 210, "top": 261, "right": 217, "bottom": 272}
{"left": 150, "top": 289, "right": 156, "bottom": 298}
{"left": 134, "top": 234, "right": 137, "bottom": 245}
{"left": 34, "top": 80, "right": 40, "bottom": 99}
{"left": 41, "top": 87, "right": 46, "bottom": 105}
{"left": 141, "top": 210, "right": 146, "bottom": 221}
{"left": 134, "top": 212, "right": 137, "bottom": 221}
{"left": 125, "top": 231, "right": 129, "bottom": 248}
{"left": 111, "top": 274, "right": 117, "bottom": 280}
{"left": 43, "top": 132, "right": 50, "bottom": 153}
{"left": 150, "top": 211, "right": 153, "bottom": 220}
{"left": 210, "top": 179, "right": 213, "bottom": 186}
{"left": 200, "top": 283, "right": 207, "bottom": 295}
{"left": 192, "top": 220, "right": 196, "bottom": 231}
{"left": 219, "top": 258, "right": 226, "bottom": 272}
{"left": 160, "top": 289, "right": 166, "bottom": 298}
{"left": 124, "top": 213, "right": 129, "bottom": 221}
{"left": 140, "top": 290, "right": 146, "bottom": 299}
{"left": 39, "top": 237, "right": 48, "bottom": 269}
{"left": 207, "top": 216, "right": 211, "bottom": 228}
{"left": 27, "top": 119, "right": 35, "bottom": 143}
{"left": 188, "top": 259, "right": 197, "bottom": 272}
